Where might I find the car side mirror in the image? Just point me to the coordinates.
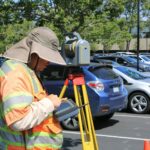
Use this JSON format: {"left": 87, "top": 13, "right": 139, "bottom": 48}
{"left": 124, "top": 82, "right": 133, "bottom": 85}
{"left": 122, "top": 78, "right": 132, "bottom": 85}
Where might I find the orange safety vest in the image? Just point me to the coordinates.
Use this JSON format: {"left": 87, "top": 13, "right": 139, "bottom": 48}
{"left": 0, "top": 60, "right": 63, "bottom": 150}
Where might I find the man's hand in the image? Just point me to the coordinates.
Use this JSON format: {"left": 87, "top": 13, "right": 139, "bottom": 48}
{"left": 47, "top": 94, "right": 61, "bottom": 109}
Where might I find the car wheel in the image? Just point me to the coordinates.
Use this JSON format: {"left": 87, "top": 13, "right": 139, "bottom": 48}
{"left": 128, "top": 92, "right": 150, "bottom": 114}
{"left": 61, "top": 115, "right": 79, "bottom": 130}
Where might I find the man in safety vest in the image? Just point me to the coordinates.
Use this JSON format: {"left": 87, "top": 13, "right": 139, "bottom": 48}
{"left": 0, "top": 27, "right": 66, "bottom": 150}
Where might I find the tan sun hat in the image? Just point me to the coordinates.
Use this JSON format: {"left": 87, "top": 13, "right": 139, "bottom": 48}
{"left": 3, "top": 27, "right": 66, "bottom": 65}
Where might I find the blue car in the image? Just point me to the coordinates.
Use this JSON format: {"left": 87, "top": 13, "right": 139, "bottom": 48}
{"left": 40, "top": 63, "right": 128, "bottom": 130}
{"left": 0, "top": 56, "right": 5, "bottom": 66}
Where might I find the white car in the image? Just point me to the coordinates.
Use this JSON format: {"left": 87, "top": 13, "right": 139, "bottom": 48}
{"left": 113, "top": 66, "right": 150, "bottom": 114}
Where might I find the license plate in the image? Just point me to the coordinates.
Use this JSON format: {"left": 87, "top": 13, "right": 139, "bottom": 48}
{"left": 113, "top": 87, "right": 119, "bottom": 93}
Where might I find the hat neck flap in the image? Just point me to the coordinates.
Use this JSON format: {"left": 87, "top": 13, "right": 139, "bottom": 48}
{"left": 3, "top": 37, "right": 31, "bottom": 63}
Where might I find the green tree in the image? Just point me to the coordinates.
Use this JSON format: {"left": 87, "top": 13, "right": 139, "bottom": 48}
{"left": 0, "top": 0, "right": 149, "bottom": 53}
{"left": 0, "top": 20, "right": 35, "bottom": 53}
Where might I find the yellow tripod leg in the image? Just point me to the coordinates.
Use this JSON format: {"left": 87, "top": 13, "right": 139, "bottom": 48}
{"left": 59, "top": 79, "right": 69, "bottom": 99}
{"left": 76, "top": 87, "right": 89, "bottom": 135}
{"left": 82, "top": 84, "right": 99, "bottom": 150}
{"left": 73, "top": 85, "right": 87, "bottom": 147}
{"left": 74, "top": 84, "right": 99, "bottom": 150}
{"left": 58, "top": 75, "right": 99, "bottom": 150}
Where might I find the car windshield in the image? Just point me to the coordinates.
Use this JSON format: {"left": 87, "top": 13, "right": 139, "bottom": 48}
{"left": 146, "top": 55, "right": 150, "bottom": 59}
{"left": 116, "top": 67, "right": 146, "bottom": 80}
{"left": 89, "top": 66, "right": 118, "bottom": 79}
{"left": 140, "top": 55, "right": 150, "bottom": 61}
{"left": 124, "top": 56, "right": 137, "bottom": 63}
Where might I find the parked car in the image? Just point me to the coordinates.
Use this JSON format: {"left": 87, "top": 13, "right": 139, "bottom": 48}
{"left": 140, "top": 52, "right": 150, "bottom": 58}
{"left": 0, "top": 56, "right": 5, "bottom": 66}
{"left": 113, "top": 66, "right": 150, "bottom": 114}
{"left": 93, "top": 55, "right": 150, "bottom": 72}
{"left": 40, "top": 63, "right": 128, "bottom": 130}
{"left": 129, "top": 54, "right": 150, "bottom": 65}
{"left": 91, "top": 58, "right": 120, "bottom": 66}
{"left": 115, "top": 52, "right": 135, "bottom": 55}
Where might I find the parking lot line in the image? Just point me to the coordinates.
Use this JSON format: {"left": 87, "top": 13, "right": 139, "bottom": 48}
{"left": 115, "top": 113, "right": 150, "bottom": 119}
{"left": 96, "top": 134, "right": 150, "bottom": 141}
{"left": 63, "top": 131, "right": 150, "bottom": 141}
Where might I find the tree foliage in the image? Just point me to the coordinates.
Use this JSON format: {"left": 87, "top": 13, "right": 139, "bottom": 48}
{"left": 0, "top": 0, "right": 149, "bottom": 53}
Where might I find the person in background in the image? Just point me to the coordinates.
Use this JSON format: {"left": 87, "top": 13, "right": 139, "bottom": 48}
{"left": 0, "top": 27, "right": 66, "bottom": 150}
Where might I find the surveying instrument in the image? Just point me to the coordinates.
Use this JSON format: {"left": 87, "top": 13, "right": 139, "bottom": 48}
{"left": 59, "top": 32, "right": 99, "bottom": 150}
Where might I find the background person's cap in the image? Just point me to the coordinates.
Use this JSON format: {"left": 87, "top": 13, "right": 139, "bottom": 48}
{"left": 28, "top": 27, "right": 66, "bottom": 65}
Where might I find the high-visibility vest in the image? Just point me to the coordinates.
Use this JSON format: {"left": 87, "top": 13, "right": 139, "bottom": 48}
{"left": 0, "top": 60, "right": 63, "bottom": 150}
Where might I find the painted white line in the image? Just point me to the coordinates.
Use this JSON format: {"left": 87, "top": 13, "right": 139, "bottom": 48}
{"left": 114, "top": 114, "right": 150, "bottom": 119}
{"left": 63, "top": 131, "right": 150, "bottom": 141}
{"left": 97, "top": 134, "right": 150, "bottom": 141}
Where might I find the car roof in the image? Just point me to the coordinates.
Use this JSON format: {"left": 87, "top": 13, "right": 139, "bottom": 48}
{"left": 83, "top": 62, "right": 113, "bottom": 69}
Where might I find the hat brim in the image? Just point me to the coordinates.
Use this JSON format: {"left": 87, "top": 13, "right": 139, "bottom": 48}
{"left": 31, "top": 41, "right": 66, "bottom": 65}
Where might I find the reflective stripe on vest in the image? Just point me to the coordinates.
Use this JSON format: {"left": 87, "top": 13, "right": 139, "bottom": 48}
{"left": 0, "top": 60, "right": 15, "bottom": 74}
{"left": 25, "top": 132, "right": 63, "bottom": 149}
{"left": 0, "top": 127, "right": 24, "bottom": 144}
{"left": 0, "top": 60, "right": 63, "bottom": 149}
{"left": 0, "top": 68, "right": 4, "bottom": 76}
{"left": 3, "top": 92, "right": 32, "bottom": 116}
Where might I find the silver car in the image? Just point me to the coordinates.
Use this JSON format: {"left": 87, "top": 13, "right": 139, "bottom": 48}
{"left": 113, "top": 66, "right": 150, "bottom": 114}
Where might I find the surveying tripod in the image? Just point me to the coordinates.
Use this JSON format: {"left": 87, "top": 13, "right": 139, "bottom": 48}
{"left": 59, "top": 72, "right": 99, "bottom": 150}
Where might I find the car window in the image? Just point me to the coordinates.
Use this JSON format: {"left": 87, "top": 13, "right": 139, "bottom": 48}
{"left": 41, "top": 65, "right": 66, "bottom": 80}
{"left": 117, "top": 58, "right": 126, "bottom": 65}
{"left": 125, "top": 56, "right": 137, "bottom": 63}
{"left": 0, "top": 57, "right": 6, "bottom": 66}
{"left": 41, "top": 65, "right": 83, "bottom": 80}
{"left": 89, "top": 67, "right": 118, "bottom": 79}
{"left": 99, "top": 57, "right": 116, "bottom": 61}
{"left": 141, "top": 56, "right": 150, "bottom": 61}
{"left": 116, "top": 67, "right": 146, "bottom": 80}
{"left": 146, "top": 55, "right": 150, "bottom": 59}
{"left": 106, "top": 57, "right": 116, "bottom": 61}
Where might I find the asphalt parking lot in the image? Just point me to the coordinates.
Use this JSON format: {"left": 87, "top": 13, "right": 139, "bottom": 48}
{"left": 62, "top": 112, "right": 150, "bottom": 150}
